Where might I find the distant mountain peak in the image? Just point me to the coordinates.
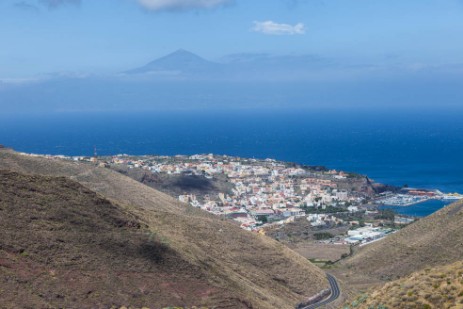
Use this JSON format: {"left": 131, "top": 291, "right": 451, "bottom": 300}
{"left": 172, "top": 48, "right": 194, "bottom": 55}
{"left": 163, "top": 48, "right": 201, "bottom": 58}
{"left": 125, "top": 49, "right": 218, "bottom": 75}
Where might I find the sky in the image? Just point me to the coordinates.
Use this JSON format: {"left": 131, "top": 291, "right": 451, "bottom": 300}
{"left": 1, "top": 0, "right": 463, "bottom": 78}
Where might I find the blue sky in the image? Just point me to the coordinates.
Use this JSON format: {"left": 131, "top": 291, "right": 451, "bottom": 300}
{"left": 1, "top": 0, "right": 463, "bottom": 78}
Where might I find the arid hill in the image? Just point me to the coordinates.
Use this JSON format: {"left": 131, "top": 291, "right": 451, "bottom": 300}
{"left": 0, "top": 149, "right": 328, "bottom": 308}
{"left": 338, "top": 199, "right": 463, "bottom": 283}
{"left": 0, "top": 170, "right": 235, "bottom": 308}
{"left": 345, "top": 261, "right": 463, "bottom": 309}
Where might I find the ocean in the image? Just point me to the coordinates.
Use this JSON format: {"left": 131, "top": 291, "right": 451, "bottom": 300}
{"left": 1, "top": 109, "right": 462, "bottom": 216}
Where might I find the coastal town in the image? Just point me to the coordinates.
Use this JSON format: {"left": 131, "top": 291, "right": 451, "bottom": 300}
{"left": 19, "top": 152, "right": 462, "bottom": 246}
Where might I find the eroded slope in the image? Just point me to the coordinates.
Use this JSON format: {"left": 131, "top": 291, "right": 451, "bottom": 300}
{"left": 345, "top": 261, "right": 463, "bottom": 309}
{"left": 0, "top": 170, "right": 239, "bottom": 308}
{"left": 0, "top": 149, "right": 328, "bottom": 308}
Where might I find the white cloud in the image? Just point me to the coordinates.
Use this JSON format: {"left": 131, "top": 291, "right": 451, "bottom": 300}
{"left": 40, "top": 0, "right": 81, "bottom": 8}
{"left": 0, "top": 77, "right": 43, "bottom": 86}
{"left": 137, "top": 0, "right": 232, "bottom": 11}
{"left": 252, "top": 20, "right": 305, "bottom": 35}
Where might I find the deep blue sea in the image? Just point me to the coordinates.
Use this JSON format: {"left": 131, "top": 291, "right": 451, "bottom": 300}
{"left": 1, "top": 109, "right": 462, "bottom": 216}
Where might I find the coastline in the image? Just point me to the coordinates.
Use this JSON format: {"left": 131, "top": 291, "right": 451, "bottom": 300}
{"left": 1, "top": 110, "right": 462, "bottom": 195}
{"left": 379, "top": 199, "right": 455, "bottom": 217}
{"left": 11, "top": 149, "right": 461, "bottom": 220}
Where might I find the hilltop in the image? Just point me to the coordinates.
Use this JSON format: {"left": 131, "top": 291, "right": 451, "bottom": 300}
{"left": 111, "top": 164, "right": 234, "bottom": 198}
{"left": 0, "top": 148, "right": 329, "bottom": 308}
{"left": 345, "top": 261, "right": 463, "bottom": 309}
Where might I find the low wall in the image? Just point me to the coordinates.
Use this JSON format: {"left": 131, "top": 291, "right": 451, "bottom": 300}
{"left": 296, "top": 288, "right": 331, "bottom": 308}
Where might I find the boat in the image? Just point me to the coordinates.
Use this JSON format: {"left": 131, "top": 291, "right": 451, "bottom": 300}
{"left": 443, "top": 194, "right": 463, "bottom": 200}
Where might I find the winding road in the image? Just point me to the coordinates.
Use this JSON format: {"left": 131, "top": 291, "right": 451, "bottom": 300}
{"left": 301, "top": 274, "right": 341, "bottom": 309}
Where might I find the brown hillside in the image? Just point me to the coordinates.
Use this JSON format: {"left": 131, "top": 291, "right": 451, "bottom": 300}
{"left": 0, "top": 149, "right": 328, "bottom": 308}
{"left": 339, "top": 199, "right": 463, "bottom": 282}
{"left": 0, "top": 170, "right": 237, "bottom": 308}
{"left": 345, "top": 260, "right": 463, "bottom": 309}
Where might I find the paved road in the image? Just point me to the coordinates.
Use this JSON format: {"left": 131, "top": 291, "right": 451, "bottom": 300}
{"left": 301, "top": 274, "right": 341, "bottom": 309}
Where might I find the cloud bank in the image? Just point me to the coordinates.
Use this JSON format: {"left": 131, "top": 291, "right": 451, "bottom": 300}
{"left": 14, "top": 1, "right": 39, "bottom": 11}
{"left": 39, "top": 0, "right": 81, "bottom": 8}
{"left": 137, "top": 0, "right": 232, "bottom": 11}
{"left": 252, "top": 21, "right": 305, "bottom": 35}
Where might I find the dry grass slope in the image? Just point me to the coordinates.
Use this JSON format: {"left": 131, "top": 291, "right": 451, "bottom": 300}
{"left": 0, "top": 170, "right": 235, "bottom": 308}
{"left": 345, "top": 260, "right": 463, "bottom": 309}
{"left": 0, "top": 149, "right": 328, "bottom": 308}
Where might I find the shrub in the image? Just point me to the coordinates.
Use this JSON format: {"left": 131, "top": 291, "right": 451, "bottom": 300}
{"left": 313, "top": 232, "right": 334, "bottom": 240}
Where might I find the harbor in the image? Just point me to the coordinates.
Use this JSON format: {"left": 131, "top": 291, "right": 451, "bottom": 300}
{"left": 375, "top": 188, "right": 462, "bottom": 207}
{"left": 380, "top": 199, "right": 456, "bottom": 217}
